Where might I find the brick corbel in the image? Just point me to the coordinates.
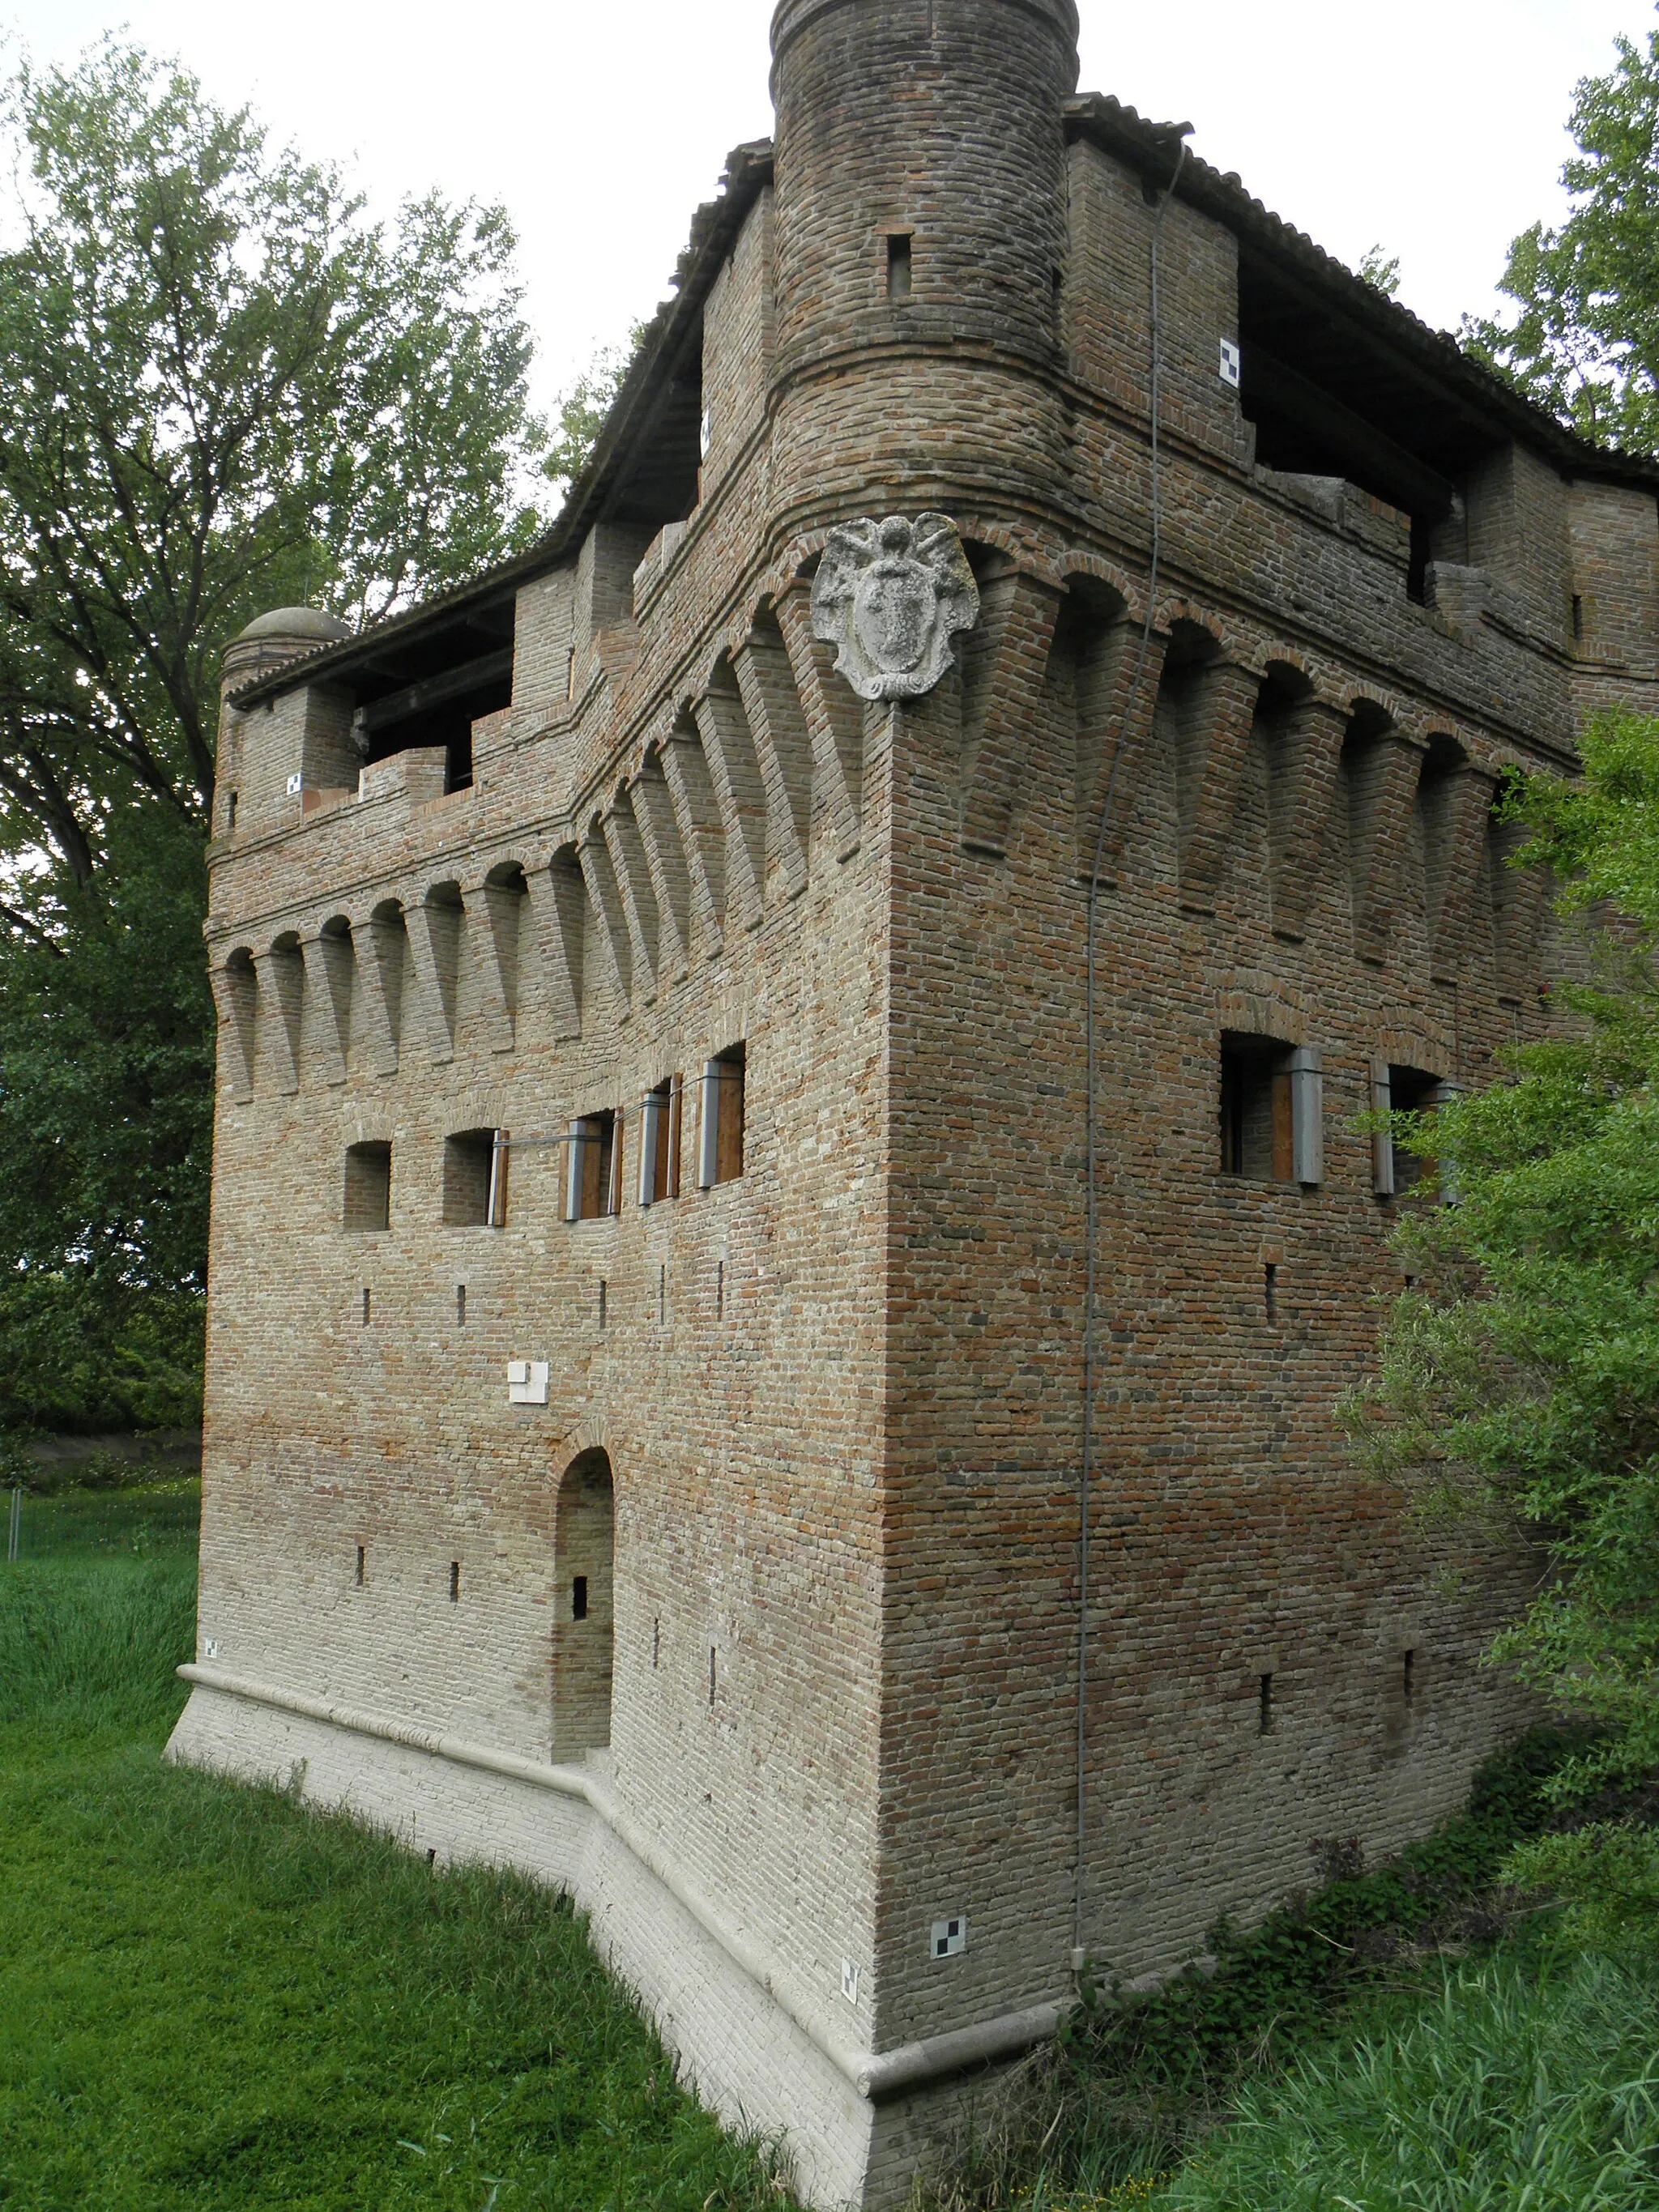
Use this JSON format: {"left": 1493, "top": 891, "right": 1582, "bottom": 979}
{"left": 522, "top": 850, "right": 586, "bottom": 1042}
{"left": 301, "top": 928, "right": 354, "bottom": 1085}
{"left": 958, "top": 569, "right": 1064, "bottom": 858}
{"left": 731, "top": 623, "right": 812, "bottom": 897}
{"left": 602, "top": 792, "right": 663, "bottom": 1006}
{"left": 1348, "top": 727, "right": 1427, "bottom": 965}
{"left": 210, "top": 958, "right": 258, "bottom": 1104}
{"left": 1175, "top": 659, "right": 1265, "bottom": 903}
{"left": 629, "top": 752, "right": 693, "bottom": 986}
{"left": 253, "top": 941, "right": 304, "bottom": 1095}
{"left": 660, "top": 722, "right": 728, "bottom": 961}
{"left": 578, "top": 828, "right": 634, "bottom": 1018}
{"left": 403, "top": 889, "right": 463, "bottom": 1064}
{"left": 774, "top": 579, "right": 863, "bottom": 861}
{"left": 1268, "top": 698, "right": 1349, "bottom": 941}
{"left": 694, "top": 681, "right": 768, "bottom": 930}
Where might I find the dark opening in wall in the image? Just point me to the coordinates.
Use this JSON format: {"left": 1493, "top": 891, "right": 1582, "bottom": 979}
{"left": 1572, "top": 594, "right": 1585, "bottom": 641}
{"left": 599, "top": 1278, "right": 608, "bottom": 1329}
{"left": 1220, "top": 1035, "right": 1292, "bottom": 1178}
{"left": 565, "top": 1110, "right": 620, "bottom": 1221}
{"left": 1403, "top": 1648, "right": 1416, "bottom": 1704}
{"left": 449, "top": 1561, "right": 460, "bottom": 1603}
{"left": 355, "top": 1545, "right": 365, "bottom": 1588}
{"left": 710, "top": 1647, "right": 718, "bottom": 1707}
{"left": 697, "top": 1044, "right": 745, "bottom": 1189}
{"left": 1264, "top": 1262, "right": 1278, "bottom": 1322}
{"left": 1220, "top": 1034, "right": 1322, "bottom": 1183}
{"left": 572, "top": 1575, "right": 588, "bottom": 1621}
{"left": 343, "top": 1141, "right": 392, "bottom": 1233}
{"left": 885, "top": 232, "right": 913, "bottom": 300}
{"left": 456, "top": 1284, "right": 467, "bottom": 1326}
{"left": 443, "top": 1128, "right": 506, "bottom": 1227}
{"left": 348, "top": 596, "right": 516, "bottom": 795}
{"left": 361, "top": 1286, "right": 371, "bottom": 1326}
{"left": 1259, "top": 1673, "right": 1275, "bottom": 1734}
{"left": 1375, "top": 1064, "right": 1443, "bottom": 1195}
{"left": 1235, "top": 249, "right": 1503, "bottom": 603}
{"left": 225, "top": 791, "right": 238, "bottom": 832}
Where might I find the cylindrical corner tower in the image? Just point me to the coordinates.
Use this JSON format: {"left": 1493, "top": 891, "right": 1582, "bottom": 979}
{"left": 766, "top": 0, "right": 1081, "bottom": 522}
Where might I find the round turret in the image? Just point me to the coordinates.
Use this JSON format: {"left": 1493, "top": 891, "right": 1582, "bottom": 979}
{"left": 766, "top": 0, "right": 1080, "bottom": 522}
{"left": 220, "top": 604, "right": 352, "bottom": 693}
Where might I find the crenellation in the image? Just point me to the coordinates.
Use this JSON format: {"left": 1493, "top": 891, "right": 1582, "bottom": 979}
{"left": 172, "top": 6, "right": 1659, "bottom": 2205}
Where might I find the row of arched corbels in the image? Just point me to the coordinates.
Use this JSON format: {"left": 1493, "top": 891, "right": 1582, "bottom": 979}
{"left": 209, "top": 523, "right": 1555, "bottom": 1100}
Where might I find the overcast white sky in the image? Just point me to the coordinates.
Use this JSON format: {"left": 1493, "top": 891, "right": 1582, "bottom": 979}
{"left": 0, "top": 0, "right": 1650, "bottom": 417}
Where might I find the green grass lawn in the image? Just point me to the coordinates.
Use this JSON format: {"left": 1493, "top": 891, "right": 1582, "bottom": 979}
{"left": 0, "top": 1484, "right": 795, "bottom": 2211}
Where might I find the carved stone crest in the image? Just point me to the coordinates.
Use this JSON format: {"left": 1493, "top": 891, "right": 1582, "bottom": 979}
{"left": 810, "top": 513, "right": 979, "bottom": 701}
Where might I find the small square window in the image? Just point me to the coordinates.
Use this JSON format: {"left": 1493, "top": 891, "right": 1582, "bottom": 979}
{"left": 343, "top": 1141, "right": 391, "bottom": 1233}
{"left": 443, "top": 1128, "right": 506, "bottom": 1226}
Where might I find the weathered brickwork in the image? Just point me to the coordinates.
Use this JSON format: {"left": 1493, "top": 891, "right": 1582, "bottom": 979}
{"left": 167, "top": 2, "right": 1659, "bottom": 2202}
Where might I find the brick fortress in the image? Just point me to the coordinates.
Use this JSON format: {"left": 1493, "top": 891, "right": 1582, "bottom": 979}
{"left": 165, "top": 2, "right": 1659, "bottom": 2202}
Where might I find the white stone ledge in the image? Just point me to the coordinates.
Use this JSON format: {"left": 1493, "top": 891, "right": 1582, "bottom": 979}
{"left": 174, "top": 1664, "right": 1061, "bottom": 2105}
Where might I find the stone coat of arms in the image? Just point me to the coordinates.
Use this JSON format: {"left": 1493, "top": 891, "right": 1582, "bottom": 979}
{"left": 810, "top": 513, "right": 979, "bottom": 701}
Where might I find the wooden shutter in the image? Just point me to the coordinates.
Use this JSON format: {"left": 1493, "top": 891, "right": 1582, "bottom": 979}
{"left": 1428, "top": 1080, "right": 1464, "bottom": 1204}
{"left": 638, "top": 1093, "right": 663, "bottom": 1208}
{"left": 1270, "top": 1063, "right": 1294, "bottom": 1182}
{"left": 565, "top": 1120, "right": 588, "bottom": 1222}
{"left": 715, "top": 1059, "right": 744, "bottom": 1183}
{"left": 1370, "top": 1061, "right": 1394, "bottom": 1196}
{"left": 487, "top": 1129, "right": 510, "bottom": 1227}
{"left": 665, "top": 1075, "right": 683, "bottom": 1199}
{"left": 607, "top": 1106, "right": 625, "bottom": 1217}
{"left": 1289, "top": 1046, "right": 1324, "bottom": 1186}
{"left": 697, "top": 1063, "right": 721, "bottom": 1189}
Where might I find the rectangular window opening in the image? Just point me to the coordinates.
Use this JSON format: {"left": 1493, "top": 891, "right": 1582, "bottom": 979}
{"left": 225, "top": 790, "right": 238, "bottom": 832}
{"left": 709, "top": 1646, "right": 717, "bottom": 1707}
{"left": 361, "top": 1286, "right": 371, "bottom": 1327}
{"left": 659, "top": 1263, "right": 667, "bottom": 1325}
{"left": 1572, "top": 594, "right": 1584, "bottom": 641}
{"left": 1258, "top": 1673, "right": 1274, "bottom": 1734}
{"left": 598, "top": 1278, "right": 608, "bottom": 1330}
{"left": 456, "top": 1284, "right": 467, "bottom": 1327}
{"left": 355, "top": 1545, "right": 365, "bottom": 1588}
{"left": 343, "top": 1140, "right": 392, "bottom": 1234}
{"left": 565, "top": 1110, "right": 620, "bottom": 1221}
{"left": 1264, "top": 1263, "right": 1277, "bottom": 1322}
{"left": 572, "top": 1574, "right": 588, "bottom": 1621}
{"left": 1220, "top": 1035, "right": 1326, "bottom": 1183}
{"left": 716, "top": 1258, "right": 726, "bottom": 1319}
{"left": 697, "top": 1045, "right": 746, "bottom": 1191}
{"left": 449, "top": 1560, "right": 460, "bottom": 1604}
{"left": 1383, "top": 1065, "right": 1442, "bottom": 1195}
{"left": 885, "top": 232, "right": 913, "bottom": 300}
{"left": 653, "top": 1617, "right": 660, "bottom": 1669}
{"left": 443, "top": 1127, "right": 507, "bottom": 1228}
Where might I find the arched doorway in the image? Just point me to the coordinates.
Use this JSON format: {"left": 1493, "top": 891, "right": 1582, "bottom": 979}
{"left": 552, "top": 1449, "right": 614, "bottom": 1758}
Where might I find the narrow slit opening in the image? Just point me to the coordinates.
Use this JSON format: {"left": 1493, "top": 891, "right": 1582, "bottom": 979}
{"left": 449, "top": 1560, "right": 460, "bottom": 1604}
{"left": 885, "top": 232, "right": 913, "bottom": 300}
{"left": 1259, "top": 1673, "right": 1274, "bottom": 1734}
{"left": 572, "top": 1574, "right": 588, "bottom": 1621}
{"left": 355, "top": 1545, "right": 365, "bottom": 1588}
{"left": 456, "top": 1284, "right": 467, "bottom": 1326}
{"left": 1264, "top": 1263, "right": 1277, "bottom": 1323}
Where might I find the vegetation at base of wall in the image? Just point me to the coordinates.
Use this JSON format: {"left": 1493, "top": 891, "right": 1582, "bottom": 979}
{"left": 912, "top": 1732, "right": 1657, "bottom": 2210}
{"left": 1154, "top": 1950, "right": 1659, "bottom": 2212}
{"left": 0, "top": 1485, "right": 799, "bottom": 2211}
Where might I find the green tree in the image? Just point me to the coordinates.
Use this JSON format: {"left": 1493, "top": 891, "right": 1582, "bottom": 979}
{"left": 541, "top": 324, "right": 646, "bottom": 499}
{"left": 1346, "top": 712, "right": 1659, "bottom": 1944}
{"left": 1465, "top": 28, "right": 1659, "bottom": 451}
{"left": 0, "top": 39, "right": 552, "bottom": 1436}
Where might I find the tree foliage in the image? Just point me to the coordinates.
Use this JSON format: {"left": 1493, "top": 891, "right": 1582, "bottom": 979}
{"left": 540, "top": 325, "right": 646, "bottom": 500}
{"left": 0, "top": 40, "right": 552, "bottom": 1434}
{"left": 1465, "top": 28, "right": 1659, "bottom": 452}
{"left": 1346, "top": 713, "right": 1659, "bottom": 1940}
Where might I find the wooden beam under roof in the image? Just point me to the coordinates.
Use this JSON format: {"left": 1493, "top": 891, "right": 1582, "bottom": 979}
{"left": 1243, "top": 344, "right": 1458, "bottom": 519}
{"left": 354, "top": 646, "right": 514, "bottom": 735}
